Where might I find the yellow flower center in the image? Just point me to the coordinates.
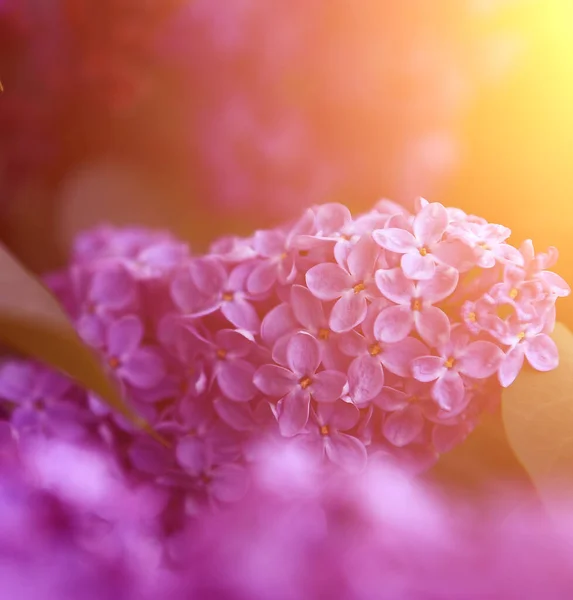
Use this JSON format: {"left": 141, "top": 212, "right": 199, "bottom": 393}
{"left": 468, "top": 311, "right": 477, "bottom": 322}
{"left": 108, "top": 356, "right": 120, "bottom": 369}
{"left": 216, "top": 348, "right": 227, "bottom": 360}
{"left": 444, "top": 357, "right": 455, "bottom": 369}
{"left": 353, "top": 282, "right": 366, "bottom": 294}
{"left": 299, "top": 376, "right": 312, "bottom": 389}
{"left": 509, "top": 288, "right": 519, "bottom": 300}
{"left": 298, "top": 249, "right": 309, "bottom": 257}
{"left": 411, "top": 298, "right": 422, "bottom": 312}
{"left": 319, "top": 425, "right": 330, "bottom": 436}
{"left": 318, "top": 328, "right": 330, "bottom": 341}
{"left": 222, "top": 291, "right": 234, "bottom": 302}
{"left": 419, "top": 247, "right": 428, "bottom": 256}
{"left": 369, "top": 343, "right": 382, "bottom": 356}
{"left": 517, "top": 331, "right": 526, "bottom": 341}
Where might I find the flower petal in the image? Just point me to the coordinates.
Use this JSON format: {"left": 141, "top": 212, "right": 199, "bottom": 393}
{"left": 221, "top": 298, "right": 260, "bottom": 332}
{"left": 374, "top": 305, "right": 414, "bottom": 343}
{"left": 414, "top": 306, "right": 450, "bottom": 348}
{"left": 432, "top": 371, "right": 465, "bottom": 411}
{"left": 253, "top": 364, "right": 295, "bottom": 397}
{"left": 432, "top": 238, "right": 476, "bottom": 272}
{"left": 213, "top": 397, "right": 256, "bottom": 431}
{"left": 324, "top": 399, "right": 361, "bottom": 431}
{"left": 417, "top": 265, "right": 458, "bottom": 304}
{"left": 121, "top": 348, "right": 165, "bottom": 389}
{"left": 383, "top": 405, "right": 425, "bottom": 447}
{"left": 381, "top": 337, "right": 428, "bottom": 378}
{"left": 525, "top": 334, "right": 559, "bottom": 372}
{"left": 291, "top": 284, "right": 326, "bottom": 330}
{"left": 278, "top": 388, "right": 311, "bottom": 437}
{"left": 315, "top": 203, "right": 352, "bottom": 234}
{"left": 411, "top": 356, "right": 445, "bottom": 382}
{"left": 324, "top": 432, "right": 367, "bottom": 472}
{"left": 261, "top": 303, "right": 297, "bottom": 347}
{"left": 287, "top": 332, "right": 321, "bottom": 377}
{"left": 246, "top": 260, "right": 278, "bottom": 295}
{"left": 217, "top": 360, "right": 257, "bottom": 402}
{"left": 107, "top": 315, "right": 143, "bottom": 357}
{"left": 401, "top": 252, "right": 436, "bottom": 280}
{"left": 414, "top": 202, "right": 448, "bottom": 246}
{"left": 347, "top": 355, "right": 384, "bottom": 405}
{"left": 312, "top": 371, "right": 347, "bottom": 403}
{"left": 458, "top": 341, "right": 504, "bottom": 378}
{"left": 495, "top": 243, "right": 525, "bottom": 266}
{"left": 89, "top": 262, "right": 136, "bottom": 309}
{"left": 347, "top": 235, "right": 379, "bottom": 281}
{"left": 374, "top": 387, "right": 409, "bottom": 411}
{"left": 372, "top": 228, "right": 418, "bottom": 253}
{"left": 329, "top": 292, "right": 368, "bottom": 333}
{"left": 215, "top": 329, "right": 253, "bottom": 358}
{"left": 499, "top": 345, "right": 526, "bottom": 387}
{"left": 189, "top": 257, "right": 226, "bottom": 296}
{"left": 306, "top": 263, "right": 352, "bottom": 300}
{"left": 375, "top": 268, "right": 414, "bottom": 305}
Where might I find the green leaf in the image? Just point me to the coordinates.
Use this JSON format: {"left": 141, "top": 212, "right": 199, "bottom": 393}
{"left": 502, "top": 322, "right": 573, "bottom": 503}
{"left": 0, "top": 243, "right": 150, "bottom": 433}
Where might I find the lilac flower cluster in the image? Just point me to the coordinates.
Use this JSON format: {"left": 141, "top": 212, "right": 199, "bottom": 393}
{"left": 0, "top": 199, "right": 567, "bottom": 503}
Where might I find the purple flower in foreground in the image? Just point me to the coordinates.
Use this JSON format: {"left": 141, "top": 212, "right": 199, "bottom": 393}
{"left": 254, "top": 332, "right": 346, "bottom": 436}
{"left": 412, "top": 328, "right": 503, "bottom": 411}
{"left": 375, "top": 264, "right": 458, "bottom": 347}
{"left": 305, "top": 235, "right": 380, "bottom": 332}
{"left": 105, "top": 315, "right": 166, "bottom": 389}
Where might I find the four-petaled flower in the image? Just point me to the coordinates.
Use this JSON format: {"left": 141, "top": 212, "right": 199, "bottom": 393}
{"left": 104, "top": 315, "right": 166, "bottom": 389}
{"left": 254, "top": 332, "right": 346, "bottom": 436}
{"left": 497, "top": 318, "right": 559, "bottom": 387}
{"left": 375, "top": 264, "right": 458, "bottom": 347}
{"left": 373, "top": 201, "right": 469, "bottom": 279}
{"left": 171, "top": 257, "right": 260, "bottom": 332}
{"left": 412, "top": 327, "right": 503, "bottom": 411}
{"left": 306, "top": 235, "right": 380, "bottom": 332}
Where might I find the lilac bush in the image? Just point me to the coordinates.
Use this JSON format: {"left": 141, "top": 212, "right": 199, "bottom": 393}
{"left": 0, "top": 197, "right": 567, "bottom": 508}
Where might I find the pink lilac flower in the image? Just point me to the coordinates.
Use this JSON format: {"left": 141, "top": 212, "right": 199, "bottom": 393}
{"left": 373, "top": 201, "right": 456, "bottom": 279}
{"left": 449, "top": 221, "right": 524, "bottom": 268}
{"left": 306, "top": 235, "right": 380, "bottom": 332}
{"left": 102, "top": 315, "right": 166, "bottom": 390}
{"left": 254, "top": 332, "right": 346, "bottom": 436}
{"left": 339, "top": 302, "right": 428, "bottom": 406}
{"left": 497, "top": 317, "right": 560, "bottom": 387}
{"left": 374, "top": 264, "right": 458, "bottom": 347}
{"left": 307, "top": 400, "right": 367, "bottom": 472}
{"left": 412, "top": 327, "right": 504, "bottom": 411}
{"left": 180, "top": 327, "right": 257, "bottom": 402}
{"left": 171, "top": 257, "right": 260, "bottom": 332}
